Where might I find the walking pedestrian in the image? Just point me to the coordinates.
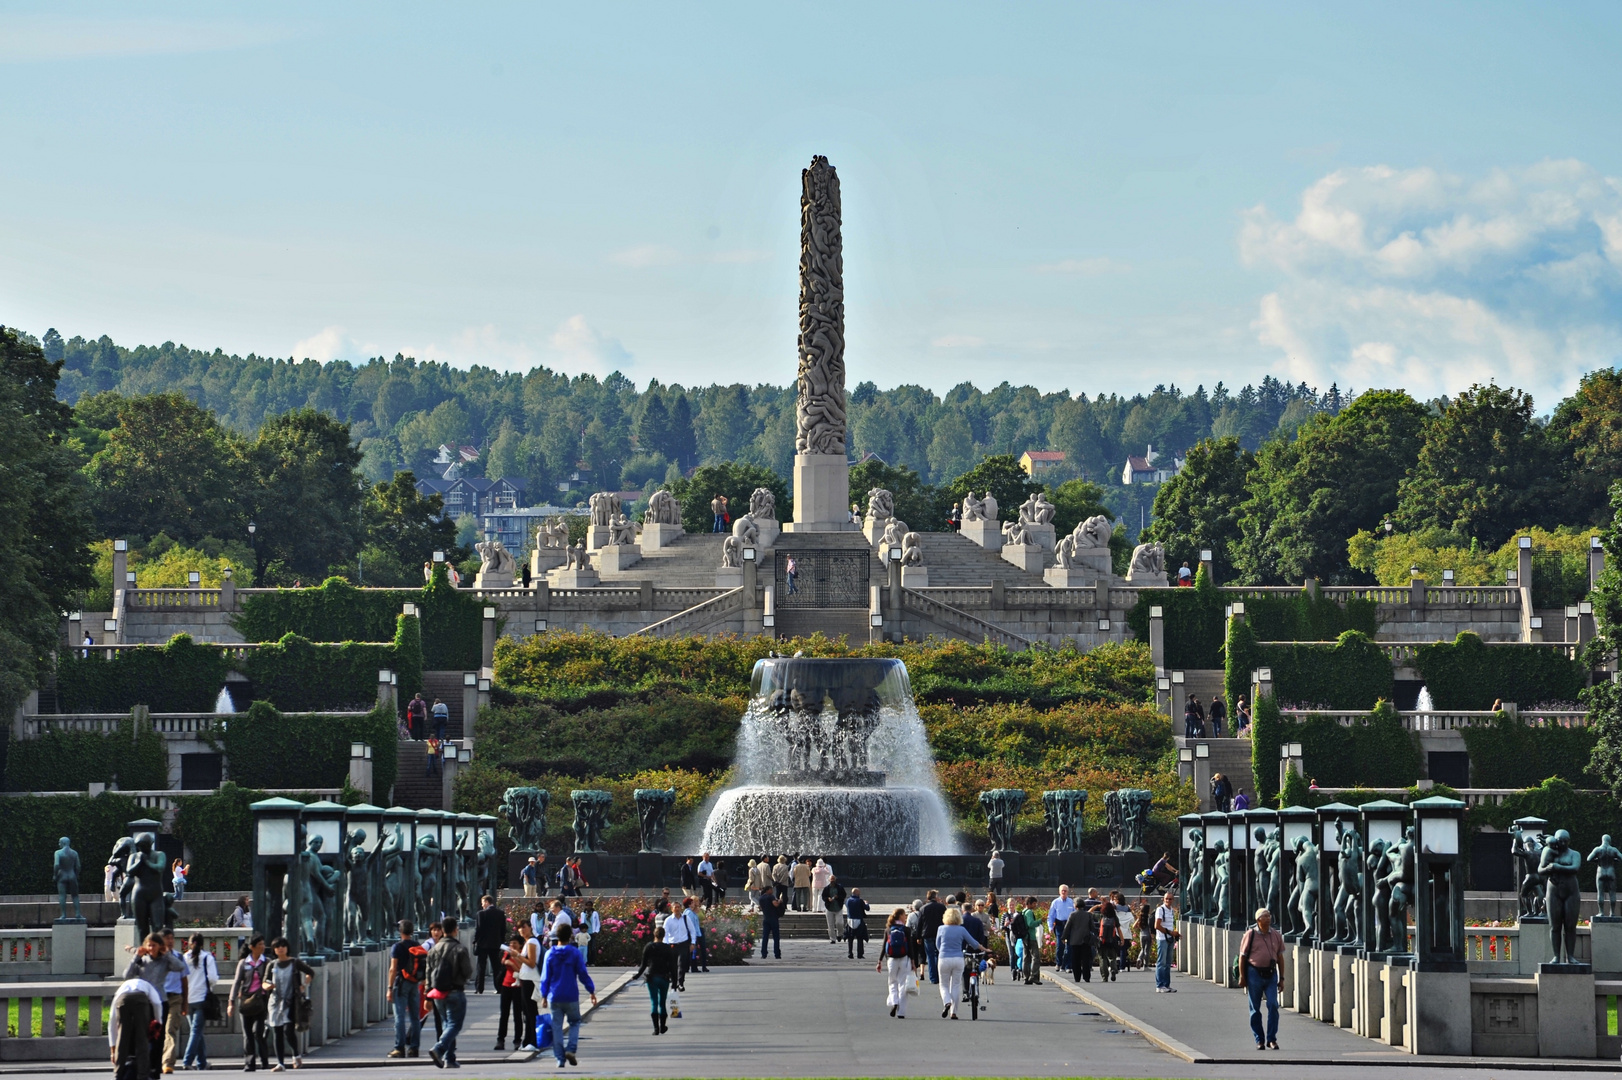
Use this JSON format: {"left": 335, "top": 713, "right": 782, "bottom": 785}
{"left": 426, "top": 917, "right": 472, "bottom": 1069}
{"left": 772, "top": 855, "right": 792, "bottom": 903}
{"left": 633, "top": 925, "right": 678, "bottom": 1035}
{"left": 1211, "top": 772, "right": 1233, "bottom": 813}
{"left": 1240, "top": 907, "right": 1285, "bottom": 1049}
{"left": 431, "top": 699, "right": 450, "bottom": 741}
{"left": 918, "top": 890, "right": 946, "bottom": 983}
{"left": 1153, "top": 891, "right": 1179, "bottom": 993}
{"left": 1048, "top": 885, "right": 1075, "bottom": 971}
{"left": 181, "top": 933, "right": 219, "bottom": 1070}
{"left": 1233, "top": 789, "right": 1251, "bottom": 811}
{"left": 697, "top": 853, "right": 716, "bottom": 908}
{"left": 710, "top": 859, "right": 727, "bottom": 907}
{"left": 577, "top": 899, "right": 601, "bottom": 966}
{"left": 265, "top": 938, "right": 312, "bottom": 1072}
{"left": 520, "top": 858, "right": 539, "bottom": 898}
{"left": 759, "top": 888, "right": 785, "bottom": 959}
{"left": 934, "top": 908, "right": 984, "bottom": 1020}
{"left": 1096, "top": 900, "right": 1123, "bottom": 982}
{"left": 661, "top": 898, "right": 692, "bottom": 990}
{"left": 538, "top": 925, "right": 597, "bottom": 1069}
{"left": 821, "top": 875, "right": 847, "bottom": 944}
{"left": 680, "top": 857, "right": 699, "bottom": 901}
{"left": 879, "top": 909, "right": 912, "bottom": 1018}
{"left": 228, "top": 935, "right": 271, "bottom": 1071}
{"left": 425, "top": 736, "right": 443, "bottom": 777}
{"left": 1063, "top": 901, "right": 1097, "bottom": 982}
{"left": 407, "top": 693, "right": 428, "bottom": 740}
{"left": 845, "top": 888, "right": 871, "bottom": 959}
{"left": 385, "top": 921, "right": 426, "bottom": 1058}
{"left": 1209, "top": 694, "right": 1227, "bottom": 738}
{"left": 1183, "top": 699, "right": 1202, "bottom": 739}
{"left": 1011, "top": 897, "right": 1041, "bottom": 984}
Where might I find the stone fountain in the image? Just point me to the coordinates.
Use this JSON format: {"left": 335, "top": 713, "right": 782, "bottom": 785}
{"left": 698, "top": 657, "right": 956, "bottom": 855}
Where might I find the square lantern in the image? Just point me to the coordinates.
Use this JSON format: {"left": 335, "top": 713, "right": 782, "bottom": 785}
{"left": 1411, "top": 796, "right": 1467, "bottom": 971}
{"left": 535, "top": 619, "right": 547, "bottom": 633}
{"left": 250, "top": 798, "right": 306, "bottom": 950}
{"left": 1231, "top": 601, "right": 1246, "bottom": 616}
{"left": 1097, "top": 618, "right": 1110, "bottom": 632}
{"left": 483, "top": 606, "right": 497, "bottom": 620}
{"left": 1227, "top": 811, "right": 1250, "bottom": 932}
{"left": 464, "top": 672, "right": 477, "bottom": 688}
{"left": 402, "top": 603, "right": 417, "bottom": 617}
{"left": 1195, "top": 743, "right": 1210, "bottom": 759}
{"left": 1150, "top": 605, "right": 1163, "bottom": 619}
{"left": 303, "top": 800, "right": 348, "bottom": 858}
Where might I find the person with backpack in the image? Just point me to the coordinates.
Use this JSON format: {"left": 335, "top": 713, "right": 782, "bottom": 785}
{"left": 844, "top": 888, "right": 871, "bottom": 959}
{"left": 539, "top": 924, "right": 597, "bottom": 1068}
{"left": 1239, "top": 907, "right": 1285, "bottom": 1050}
{"left": 265, "top": 938, "right": 313, "bottom": 1071}
{"left": 181, "top": 932, "right": 220, "bottom": 1070}
{"left": 1153, "top": 891, "right": 1180, "bottom": 993}
{"left": 759, "top": 887, "right": 786, "bottom": 960}
{"left": 1009, "top": 898, "right": 1040, "bottom": 984}
{"left": 386, "top": 920, "right": 427, "bottom": 1059}
{"left": 1096, "top": 900, "right": 1124, "bottom": 982}
{"left": 878, "top": 908, "right": 913, "bottom": 1018}
{"left": 425, "top": 917, "right": 473, "bottom": 1068}
{"left": 407, "top": 693, "right": 428, "bottom": 740}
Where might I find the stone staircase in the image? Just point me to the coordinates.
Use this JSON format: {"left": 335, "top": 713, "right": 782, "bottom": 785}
{"left": 602, "top": 533, "right": 731, "bottom": 587}
{"left": 421, "top": 671, "right": 468, "bottom": 739}
{"left": 913, "top": 532, "right": 1054, "bottom": 587}
{"left": 392, "top": 741, "right": 445, "bottom": 809}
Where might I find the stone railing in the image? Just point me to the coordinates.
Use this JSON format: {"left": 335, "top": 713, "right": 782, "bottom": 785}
{"left": 1369, "top": 640, "right": 1575, "bottom": 665}
{"left": 1227, "top": 584, "right": 1524, "bottom": 606}
{"left": 1281, "top": 708, "right": 1588, "bottom": 732}
{"left": 632, "top": 587, "right": 747, "bottom": 638}
{"left": 1309, "top": 786, "right": 1558, "bottom": 806}
{"left": 66, "top": 643, "right": 265, "bottom": 662}
{"left": 17, "top": 711, "right": 369, "bottom": 741}
{"left": 902, "top": 589, "right": 1032, "bottom": 649}
{"left": 0, "top": 930, "right": 51, "bottom": 974}
{"left": 122, "top": 588, "right": 222, "bottom": 610}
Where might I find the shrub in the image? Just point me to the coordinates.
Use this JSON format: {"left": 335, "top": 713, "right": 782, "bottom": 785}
{"left": 1228, "top": 629, "right": 1393, "bottom": 712}
{"left": 1415, "top": 632, "right": 1587, "bottom": 710}
{"left": 1461, "top": 713, "right": 1600, "bottom": 789}
{"left": 215, "top": 701, "right": 397, "bottom": 796}
{"left": 393, "top": 613, "right": 423, "bottom": 702}
{"left": 1126, "top": 571, "right": 1225, "bottom": 670}
{"left": 1244, "top": 590, "right": 1379, "bottom": 642}
{"left": 1250, "top": 694, "right": 1283, "bottom": 806}
{"left": 476, "top": 692, "right": 743, "bottom": 779}
{"left": 241, "top": 634, "right": 395, "bottom": 713}
{"left": 2, "top": 713, "right": 168, "bottom": 792}
{"left": 56, "top": 634, "right": 233, "bottom": 713}
{"left": 1280, "top": 702, "right": 1422, "bottom": 790}
{"left": 1472, "top": 778, "right": 1622, "bottom": 862}
{"left": 0, "top": 792, "right": 145, "bottom": 894}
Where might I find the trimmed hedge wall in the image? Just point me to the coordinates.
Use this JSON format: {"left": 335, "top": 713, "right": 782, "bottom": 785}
{"left": 1461, "top": 713, "right": 1601, "bottom": 789}
{"left": 1472, "top": 778, "right": 1622, "bottom": 863}
{"left": 1250, "top": 694, "right": 1283, "bottom": 806}
{"left": 241, "top": 635, "right": 395, "bottom": 713}
{"left": 1415, "top": 632, "right": 1587, "bottom": 710}
{"left": 235, "top": 567, "right": 482, "bottom": 672}
{"left": 1279, "top": 702, "right": 1423, "bottom": 791}
{"left": 1245, "top": 590, "right": 1379, "bottom": 642}
{"left": 394, "top": 614, "right": 423, "bottom": 702}
{"left": 1126, "top": 569, "right": 1225, "bottom": 669}
{"left": 57, "top": 635, "right": 233, "bottom": 713}
{"left": 1227, "top": 626, "right": 1394, "bottom": 711}
{"left": 216, "top": 701, "right": 397, "bottom": 797}
{"left": 2, "top": 714, "right": 168, "bottom": 792}
{"left": 0, "top": 792, "right": 145, "bottom": 894}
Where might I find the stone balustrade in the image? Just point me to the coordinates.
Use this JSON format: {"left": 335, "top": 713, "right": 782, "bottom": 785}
{"left": 1280, "top": 708, "right": 1589, "bottom": 732}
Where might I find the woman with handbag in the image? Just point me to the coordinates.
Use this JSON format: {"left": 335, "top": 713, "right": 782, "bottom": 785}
{"left": 1239, "top": 907, "right": 1285, "bottom": 1050}
{"left": 182, "top": 933, "right": 220, "bottom": 1070}
{"left": 228, "top": 935, "right": 271, "bottom": 1071}
{"left": 265, "top": 938, "right": 314, "bottom": 1071}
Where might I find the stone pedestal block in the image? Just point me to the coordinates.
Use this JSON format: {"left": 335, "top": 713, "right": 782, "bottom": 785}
{"left": 1589, "top": 917, "right": 1622, "bottom": 974}
{"left": 1517, "top": 918, "right": 1552, "bottom": 974}
{"left": 716, "top": 567, "right": 745, "bottom": 588}
{"left": 365, "top": 944, "right": 386, "bottom": 1023}
{"left": 755, "top": 518, "right": 780, "bottom": 551}
{"left": 960, "top": 519, "right": 1002, "bottom": 551}
{"left": 473, "top": 568, "right": 514, "bottom": 590}
{"left": 862, "top": 516, "right": 890, "bottom": 547}
{"left": 1333, "top": 948, "right": 1356, "bottom": 1028}
{"left": 586, "top": 525, "right": 612, "bottom": 552}
{"left": 1289, "top": 944, "right": 1311, "bottom": 1012}
{"left": 787, "top": 452, "right": 854, "bottom": 532}
{"left": 640, "top": 522, "right": 684, "bottom": 551}
{"left": 112, "top": 919, "right": 138, "bottom": 964}
{"left": 350, "top": 948, "right": 366, "bottom": 1033}
{"left": 1408, "top": 968, "right": 1471, "bottom": 1056}
{"left": 1312, "top": 946, "right": 1337, "bottom": 1023}
{"left": 900, "top": 566, "right": 929, "bottom": 588}
{"left": 1022, "top": 523, "right": 1056, "bottom": 550}
{"left": 595, "top": 544, "right": 642, "bottom": 575}
{"left": 1536, "top": 966, "right": 1597, "bottom": 1058}
{"left": 1001, "top": 543, "right": 1043, "bottom": 573}
{"left": 51, "top": 919, "right": 86, "bottom": 976}
{"left": 306, "top": 959, "right": 328, "bottom": 1046}
{"left": 548, "top": 568, "right": 600, "bottom": 589}
{"left": 530, "top": 549, "right": 566, "bottom": 578}
{"left": 1355, "top": 955, "right": 1385, "bottom": 1039}
{"left": 1126, "top": 569, "right": 1170, "bottom": 587}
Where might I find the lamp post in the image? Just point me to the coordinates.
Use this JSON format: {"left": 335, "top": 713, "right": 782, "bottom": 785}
{"left": 247, "top": 521, "right": 261, "bottom": 583}
{"left": 1411, "top": 796, "right": 1467, "bottom": 971}
{"left": 251, "top": 797, "right": 305, "bottom": 951}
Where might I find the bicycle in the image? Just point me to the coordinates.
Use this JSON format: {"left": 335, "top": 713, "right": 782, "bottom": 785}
{"left": 962, "top": 950, "right": 990, "bottom": 1020}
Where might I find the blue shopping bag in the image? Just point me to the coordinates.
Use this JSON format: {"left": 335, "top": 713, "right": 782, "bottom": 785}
{"left": 534, "top": 1012, "right": 553, "bottom": 1050}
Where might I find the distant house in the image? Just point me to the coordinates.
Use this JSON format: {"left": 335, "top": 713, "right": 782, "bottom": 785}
{"left": 1121, "top": 445, "right": 1184, "bottom": 485}
{"left": 414, "top": 475, "right": 527, "bottom": 525}
{"left": 1018, "top": 450, "right": 1065, "bottom": 476}
{"left": 851, "top": 451, "right": 888, "bottom": 467}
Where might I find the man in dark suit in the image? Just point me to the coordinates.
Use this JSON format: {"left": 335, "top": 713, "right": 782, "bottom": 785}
{"left": 472, "top": 895, "right": 508, "bottom": 993}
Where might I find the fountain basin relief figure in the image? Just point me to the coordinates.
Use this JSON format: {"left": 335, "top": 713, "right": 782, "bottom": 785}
{"left": 698, "top": 657, "right": 956, "bottom": 856}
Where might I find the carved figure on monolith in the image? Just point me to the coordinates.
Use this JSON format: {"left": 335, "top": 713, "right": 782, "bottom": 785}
{"left": 979, "top": 789, "right": 1025, "bottom": 854}
{"left": 1366, "top": 838, "right": 1394, "bottom": 952}
{"left": 1590, "top": 835, "right": 1621, "bottom": 919}
{"left": 634, "top": 788, "right": 677, "bottom": 853}
{"left": 1293, "top": 836, "right": 1321, "bottom": 940}
{"left": 1510, "top": 822, "right": 1546, "bottom": 919}
{"left": 108, "top": 837, "right": 133, "bottom": 916}
{"left": 1185, "top": 829, "right": 1206, "bottom": 917}
{"left": 415, "top": 834, "right": 441, "bottom": 924}
{"left": 54, "top": 837, "right": 82, "bottom": 921}
{"left": 796, "top": 156, "right": 846, "bottom": 457}
{"left": 501, "top": 787, "right": 551, "bottom": 853}
{"left": 571, "top": 791, "right": 612, "bottom": 853}
{"left": 1541, "top": 829, "right": 1584, "bottom": 964}
{"left": 345, "top": 828, "right": 372, "bottom": 944}
{"left": 1212, "top": 840, "right": 1231, "bottom": 924}
{"left": 380, "top": 823, "right": 406, "bottom": 928}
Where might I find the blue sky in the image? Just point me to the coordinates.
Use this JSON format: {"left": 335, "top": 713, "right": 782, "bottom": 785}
{"left": 3, "top": 2, "right": 1621, "bottom": 407}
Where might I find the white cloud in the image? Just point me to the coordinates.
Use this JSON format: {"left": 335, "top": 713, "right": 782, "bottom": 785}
{"left": 292, "top": 325, "right": 372, "bottom": 362}
{"left": 1033, "top": 257, "right": 1128, "bottom": 276}
{"left": 0, "top": 15, "right": 292, "bottom": 63}
{"left": 549, "top": 315, "right": 632, "bottom": 372}
{"left": 1241, "top": 160, "right": 1622, "bottom": 401}
{"left": 930, "top": 334, "right": 985, "bottom": 348}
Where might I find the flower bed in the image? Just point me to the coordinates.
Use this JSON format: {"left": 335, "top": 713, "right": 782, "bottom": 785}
{"left": 501, "top": 895, "right": 757, "bottom": 966}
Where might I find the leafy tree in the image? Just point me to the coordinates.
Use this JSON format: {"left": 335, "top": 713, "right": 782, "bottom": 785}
{"left": 359, "top": 471, "right": 457, "bottom": 586}
{"left": 635, "top": 394, "right": 673, "bottom": 460}
{"left": 1234, "top": 390, "right": 1430, "bottom": 584}
{"left": 245, "top": 409, "right": 365, "bottom": 582}
{"left": 1582, "top": 481, "right": 1622, "bottom": 797}
{"left": 1142, "top": 436, "right": 1253, "bottom": 582}
{"left": 927, "top": 412, "right": 976, "bottom": 481}
{"left": 1046, "top": 478, "right": 1113, "bottom": 537}
{"left": 849, "top": 461, "right": 946, "bottom": 531}
{"left": 0, "top": 328, "right": 94, "bottom": 714}
{"left": 945, "top": 454, "right": 1041, "bottom": 522}
{"left": 667, "top": 462, "right": 790, "bottom": 534}
{"left": 1395, "top": 383, "right": 1560, "bottom": 548}
{"left": 84, "top": 392, "right": 243, "bottom": 545}
{"left": 1548, "top": 367, "right": 1622, "bottom": 525}
{"left": 668, "top": 394, "right": 698, "bottom": 469}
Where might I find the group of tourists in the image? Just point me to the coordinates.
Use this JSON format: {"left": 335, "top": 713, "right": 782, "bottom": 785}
{"left": 677, "top": 854, "right": 733, "bottom": 908}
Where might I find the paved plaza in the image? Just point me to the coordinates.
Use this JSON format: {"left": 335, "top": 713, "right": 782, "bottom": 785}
{"left": 8, "top": 939, "right": 1619, "bottom": 1079}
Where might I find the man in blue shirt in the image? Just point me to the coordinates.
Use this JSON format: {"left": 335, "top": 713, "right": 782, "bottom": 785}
{"left": 1047, "top": 885, "right": 1076, "bottom": 971}
{"left": 538, "top": 925, "right": 597, "bottom": 1068}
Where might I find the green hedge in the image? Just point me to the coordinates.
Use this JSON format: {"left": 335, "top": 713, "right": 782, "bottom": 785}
{"left": 1461, "top": 714, "right": 1601, "bottom": 788}
{"left": 241, "top": 634, "right": 395, "bottom": 712}
{"left": 1280, "top": 702, "right": 1423, "bottom": 790}
{"left": 1415, "top": 632, "right": 1588, "bottom": 710}
{"left": 1227, "top": 627, "right": 1393, "bottom": 711}
{"left": 235, "top": 567, "right": 482, "bottom": 671}
{"left": 0, "top": 792, "right": 145, "bottom": 894}
{"left": 1250, "top": 694, "right": 1283, "bottom": 806}
{"left": 1126, "top": 569, "right": 1225, "bottom": 669}
{"left": 56, "top": 635, "right": 233, "bottom": 713}
{"left": 216, "top": 701, "right": 397, "bottom": 797}
{"left": 1245, "top": 590, "right": 1379, "bottom": 642}
{"left": 2, "top": 714, "right": 168, "bottom": 792}
{"left": 1471, "top": 778, "right": 1622, "bottom": 862}
{"left": 394, "top": 614, "right": 423, "bottom": 702}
